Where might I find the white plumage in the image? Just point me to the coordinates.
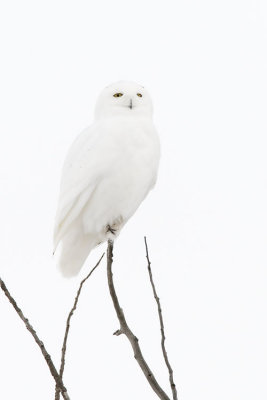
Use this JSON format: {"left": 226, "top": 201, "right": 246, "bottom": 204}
{"left": 54, "top": 81, "right": 160, "bottom": 276}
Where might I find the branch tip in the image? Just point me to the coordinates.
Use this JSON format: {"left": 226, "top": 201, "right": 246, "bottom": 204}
{"left": 113, "top": 329, "right": 122, "bottom": 336}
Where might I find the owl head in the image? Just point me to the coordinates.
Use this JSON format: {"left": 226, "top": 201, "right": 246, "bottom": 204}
{"left": 94, "top": 81, "right": 153, "bottom": 120}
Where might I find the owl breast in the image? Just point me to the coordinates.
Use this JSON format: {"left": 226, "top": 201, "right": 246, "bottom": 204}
{"left": 82, "top": 116, "right": 160, "bottom": 236}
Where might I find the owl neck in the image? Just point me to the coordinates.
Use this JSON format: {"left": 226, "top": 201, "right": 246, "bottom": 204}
{"left": 94, "top": 107, "right": 153, "bottom": 121}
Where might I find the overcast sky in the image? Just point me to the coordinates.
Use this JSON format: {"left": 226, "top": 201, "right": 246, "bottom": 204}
{"left": 0, "top": 0, "right": 267, "bottom": 399}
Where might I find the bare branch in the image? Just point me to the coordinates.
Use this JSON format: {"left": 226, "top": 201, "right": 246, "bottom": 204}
{"left": 55, "top": 253, "right": 105, "bottom": 400}
{"left": 107, "top": 239, "right": 170, "bottom": 400}
{"left": 0, "top": 277, "right": 70, "bottom": 400}
{"left": 144, "top": 237, "right": 178, "bottom": 400}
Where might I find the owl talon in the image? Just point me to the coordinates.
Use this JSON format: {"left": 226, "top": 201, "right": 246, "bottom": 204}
{"left": 106, "top": 225, "right": 116, "bottom": 235}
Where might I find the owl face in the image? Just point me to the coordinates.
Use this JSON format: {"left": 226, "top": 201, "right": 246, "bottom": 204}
{"left": 94, "top": 81, "right": 153, "bottom": 119}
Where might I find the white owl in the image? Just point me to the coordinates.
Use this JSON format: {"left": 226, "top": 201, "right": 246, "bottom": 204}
{"left": 54, "top": 81, "right": 160, "bottom": 276}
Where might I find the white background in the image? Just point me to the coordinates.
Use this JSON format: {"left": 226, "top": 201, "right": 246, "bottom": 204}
{"left": 0, "top": 0, "right": 267, "bottom": 399}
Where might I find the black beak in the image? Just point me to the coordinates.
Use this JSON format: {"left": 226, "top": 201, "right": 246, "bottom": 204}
{"left": 129, "top": 99, "right": 133, "bottom": 109}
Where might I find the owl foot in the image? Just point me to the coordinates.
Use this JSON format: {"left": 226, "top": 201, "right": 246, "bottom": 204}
{"left": 106, "top": 225, "right": 117, "bottom": 235}
{"left": 105, "top": 216, "right": 124, "bottom": 236}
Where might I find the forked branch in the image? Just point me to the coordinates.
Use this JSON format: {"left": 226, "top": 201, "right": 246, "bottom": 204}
{"left": 1, "top": 239, "right": 176, "bottom": 400}
{"left": 107, "top": 239, "right": 170, "bottom": 400}
{"left": 0, "top": 277, "right": 70, "bottom": 400}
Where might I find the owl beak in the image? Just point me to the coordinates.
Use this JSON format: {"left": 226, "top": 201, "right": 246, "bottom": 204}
{"left": 129, "top": 99, "right": 133, "bottom": 109}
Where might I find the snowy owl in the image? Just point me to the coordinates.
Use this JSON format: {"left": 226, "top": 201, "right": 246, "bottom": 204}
{"left": 54, "top": 81, "right": 160, "bottom": 276}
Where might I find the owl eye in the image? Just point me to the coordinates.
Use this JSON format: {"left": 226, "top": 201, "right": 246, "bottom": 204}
{"left": 113, "top": 93, "right": 123, "bottom": 97}
{"left": 137, "top": 93, "right": 143, "bottom": 97}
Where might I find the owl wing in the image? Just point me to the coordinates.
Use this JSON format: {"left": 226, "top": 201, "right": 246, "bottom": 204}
{"left": 53, "top": 124, "right": 102, "bottom": 251}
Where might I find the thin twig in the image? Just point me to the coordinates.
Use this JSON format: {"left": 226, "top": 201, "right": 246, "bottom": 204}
{"left": 55, "top": 253, "right": 105, "bottom": 400}
{"left": 107, "top": 239, "right": 170, "bottom": 400}
{"left": 0, "top": 277, "right": 70, "bottom": 400}
{"left": 144, "top": 237, "right": 178, "bottom": 400}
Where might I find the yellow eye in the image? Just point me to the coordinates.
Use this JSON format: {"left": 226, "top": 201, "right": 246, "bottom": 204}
{"left": 137, "top": 93, "right": 143, "bottom": 97}
{"left": 113, "top": 93, "right": 123, "bottom": 97}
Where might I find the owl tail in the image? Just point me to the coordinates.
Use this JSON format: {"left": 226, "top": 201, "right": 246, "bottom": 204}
{"left": 58, "top": 225, "right": 96, "bottom": 277}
